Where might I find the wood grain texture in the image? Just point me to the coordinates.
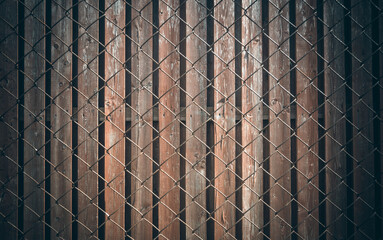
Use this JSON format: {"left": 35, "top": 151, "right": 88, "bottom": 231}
{"left": 158, "top": 0, "right": 180, "bottom": 238}
{"left": 50, "top": 1, "right": 73, "bottom": 238}
{"left": 213, "top": 0, "right": 236, "bottom": 238}
{"left": 23, "top": 0, "right": 46, "bottom": 238}
{"left": 185, "top": 0, "right": 207, "bottom": 238}
{"left": 1, "top": 3, "right": 381, "bottom": 239}
{"left": 77, "top": 0, "right": 99, "bottom": 238}
{"left": 104, "top": 0, "right": 126, "bottom": 238}
{"left": 268, "top": 0, "right": 291, "bottom": 238}
{"left": 130, "top": 0, "right": 153, "bottom": 239}
{"left": 241, "top": 0, "right": 263, "bottom": 239}
{"left": 351, "top": 1, "right": 375, "bottom": 239}
{"left": 324, "top": 0, "right": 347, "bottom": 239}
{"left": 71, "top": 105, "right": 313, "bottom": 122}
{"left": 0, "top": 0, "right": 18, "bottom": 238}
{"left": 295, "top": 0, "right": 319, "bottom": 239}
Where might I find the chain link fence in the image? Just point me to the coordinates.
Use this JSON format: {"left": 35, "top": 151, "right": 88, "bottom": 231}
{"left": 0, "top": 0, "right": 382, "bottom": 239}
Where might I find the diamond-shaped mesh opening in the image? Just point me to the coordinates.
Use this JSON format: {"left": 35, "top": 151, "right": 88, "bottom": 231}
{"left": 0, "top": 0, "right": 382, "bottom": 239}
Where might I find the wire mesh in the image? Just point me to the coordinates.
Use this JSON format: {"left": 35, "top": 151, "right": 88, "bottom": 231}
{"left": 0, "top": 0, "right": 382, "bottom": 239}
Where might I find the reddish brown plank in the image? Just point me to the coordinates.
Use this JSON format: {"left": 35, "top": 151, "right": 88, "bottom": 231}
{"left": 241, "top": 0, "right": 263, "bottom": 239}
{"left": 295, "top": 0, "right": 319, "bottom": 239}
{"left": 213, "top": 0, "right": 236, "bottom": 238}
{"left": 323, "top": 0, "right": 347, "bottom": 239}
{"left": 104, "top": 0, "right": 126, "bottom": 238}
{"left": 50, "top": 0, "right": 73, "bottom": 238}
{"left": 185, "top": 0, "right": 208, "bottom": 238}
{"left": 351, "top": 1, "right": 375, "bottom": 239}
{"left": 268, "top": 0, "right": 291, "bottom": 238}
{"left": 23, "top": 0, "right": 46, "bottom": 238}
{"left": 130, "top": 0, "right": 154, "bottom": 239}
{"left": 0, "top": 0, "right": 18, "bottom": 238}
{"left": 77, "top": 0, "right": 99, "bottom": 238}
{"left": 158, "top": 1, "right": 181, "bottom": 238}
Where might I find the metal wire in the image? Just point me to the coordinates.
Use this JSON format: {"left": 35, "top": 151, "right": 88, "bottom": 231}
{"left": 0, "top": 0, "right": 382, "bottom": 239}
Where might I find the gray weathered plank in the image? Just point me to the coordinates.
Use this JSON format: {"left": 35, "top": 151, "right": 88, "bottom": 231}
{"left": 324, "top": 0, "right": 347, "bottom": 239}
{"left": 77, "top": 0, "right": 99, "bottom": 238}
{"left": 0, "top": 0, "right": 18, "bottom": 238}
{"left": 23, "top": 0, "right": 46, "bottom": 238}
{"left": 50, "top": 0, "right": 73, "bottom": 238}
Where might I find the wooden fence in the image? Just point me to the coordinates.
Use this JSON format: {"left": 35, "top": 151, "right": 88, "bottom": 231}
{"left": 0, "top": 0, "right": 382, "bottom": 239}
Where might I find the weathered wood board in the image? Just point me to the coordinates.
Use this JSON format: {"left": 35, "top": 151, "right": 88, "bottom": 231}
{"left": 241, "top": 0, "right": 263, "bottom": 239}
{"left": 158, "top": 0, "right": 181, "bottom": 238}
{"left": 104, "top": 0, "right": 126, "bottom": 238}
{"left": 130, "top": 0, "right": 154, "bottom": 239}
{"left": 213, "top": 0, "right": 236, "bottom": 238}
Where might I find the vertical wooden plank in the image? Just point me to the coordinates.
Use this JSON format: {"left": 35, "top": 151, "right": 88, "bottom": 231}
{"left": 130, "top": 0, "right": 153, "bottom": 239}
{"left": 158, "top": 0, "right": 180, "bottom": 238}
{"left": 0, "top": 0, "right": 18, "bottom": 238}
{"left": 268, "top": 0, "right": 291, "bottom": 239}
{"left": 185, "top": 0, "right": 207, "bottom": 238}
{"left": 77, "top": 0, "right": 99, "bottom": 238}
{"left": 295, "top": 0, "right": 319, "bottom": 239}
{"left": 23, "top": 0, "right": 45, "bottom": 238}
{"left": 323, "top": 0, "right": 347, "bottom": 239}
{"left": 50, "top": 0, "right": 73, "bottom": 238}
{"left": 351, "top": 1, "right": 375, "bottom": 239}
{"left": 213, "top": 0, "right": 236, "bottom": 238}
{"left": 104, "top": 0, "right": 125, "bottom": 238}
{"left": 241, "top": 0, "right": 263, "bottom": 239}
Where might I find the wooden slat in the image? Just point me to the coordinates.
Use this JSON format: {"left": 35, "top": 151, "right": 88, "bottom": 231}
{"left": 324, "top": 0, "right": 347, "bottom": 239}
{"left": 268, "top": 0, "right": 291, "bottom": 238}
{"left": 50, "top": 0, "right": 73, "bottom": 238}
{"left": 130, "top": 0, "right": 153, "bottom": 238}
{"left": 158, "top": 0, "right": 180, "bottom": 238}
{"left": 47, "top": 105, "right": 322, "bottom": 122}
{"left": 241, "top": 0, "right": 263, "bottom": 239}
{"left": 77, "top": 0, "right": 99, "bottom": 238}
{"left": 104, "top": 0, "right": 125, "bottom": 238}
{"left": 23, "top": 0, "right": 45, "bottom": 238}
{"left": 351, "top": 1, "right": 375, "bottom": 238}
{"left": 185, "top": 0, "right": 207, "bottom": 238}
{"left": 0, "top": 0, "right": 18, "bottom": 238}
{"left": 213, "top": 0, "right": 236, "bottom": 238}
{"left": 295, "top": 0, "right": 319, "bottom": 239}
